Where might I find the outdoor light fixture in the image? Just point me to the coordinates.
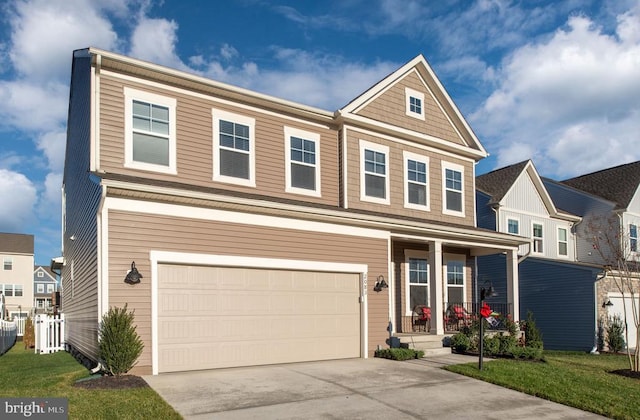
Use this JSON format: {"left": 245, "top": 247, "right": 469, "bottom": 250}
{"left": 479, "top": 282, "right": 498, "bottom": 370}
{"left": 603, "top": 299, "right": 613, "bottom": 308}
{"left": 124, "top": 261, "right": 143, "bottom": 285}
{"left": 373, "top": 275, "right": 388, "bottom": 292}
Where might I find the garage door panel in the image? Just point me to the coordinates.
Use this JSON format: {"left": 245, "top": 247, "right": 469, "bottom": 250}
{"left": 158, "top": 264, "right": 361, "bottom": 372}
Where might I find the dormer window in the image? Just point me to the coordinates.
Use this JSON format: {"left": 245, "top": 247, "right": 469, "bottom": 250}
{"left": 405, "top": 88, "right": 425, "bottom": 120}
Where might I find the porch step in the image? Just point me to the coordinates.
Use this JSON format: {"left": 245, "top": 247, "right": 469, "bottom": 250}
{"left": 395, "top": 334, "right": 452, "bottom": 357}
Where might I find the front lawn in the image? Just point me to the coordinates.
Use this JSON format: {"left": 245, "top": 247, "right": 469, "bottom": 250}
{"left": 0, "top": 344, "right": 181, "bottom": 420}
{"left": 446, "top": 351, "right": 640, "bottom": 420}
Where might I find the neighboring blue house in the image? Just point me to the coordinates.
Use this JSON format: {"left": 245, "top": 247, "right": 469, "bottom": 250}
{"left": 544, "top": 161, "right": 640, "bottom": 350}
{"left": 33, "top": 265, "right": 58, "bottom": 314}
{"left": 476, "top": 160, "right": 605, "bottom": 351}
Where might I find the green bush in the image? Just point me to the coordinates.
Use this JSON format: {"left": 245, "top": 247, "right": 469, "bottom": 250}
{"left": 450, "top": 332, "right": 471, "bottom": 353}
{"left": 511, "top": 345, "right": 544, "bottom": 360}
{"left": 520, "top": 311, "right": 543, "bottom": 349}
{"left": 483, "top": 335, "right": 500, "bottom": 356}
{"left": 98, "top": 304, "right": 144, "bottom": 376}
{"left": 606, "top": 315, "right": 626, "bottom": 353}
{"left": 374, "top": 348, "right": 424, "bottom": 360}
{"left": 498, "top": 332, "right": 517, "bottom": 355}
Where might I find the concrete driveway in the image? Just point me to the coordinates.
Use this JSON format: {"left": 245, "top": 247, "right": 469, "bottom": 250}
{"left": 144, "top": 354, "right": 606, "bottom": 419}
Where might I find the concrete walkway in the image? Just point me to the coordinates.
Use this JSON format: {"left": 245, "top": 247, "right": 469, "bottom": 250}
{"left": 144, "top": 354, "right": 606, "bottom": 419}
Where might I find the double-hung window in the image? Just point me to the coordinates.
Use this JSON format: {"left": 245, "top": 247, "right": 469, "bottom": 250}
{"left": 3, "top": 258, "right": 12, "bottom": 271}
{"left": 558, "top": 227, "right": 568, "bottom": 256}
{"left": 446, "top": 258, "right": 465, "bottom": 304}
{"left": 14, "top": 285, "right": 22, "bottom": 297}
{"left": 213, "top": 109, "right": 256, "bottom": 187}
{"left": 4, "top": 284, "right": 12, "bottom": 297}
{"left": 507, "top": 218, "right": 519, "bottom": 234}
{"left": 442, "top": 162, "right": 464, "bottom": 216}
{"left": 630, "top": 224, "right": 638, "bottom": 252}
{"left": 47, "top": 284, "right": 55, "bottom": 293}
{"left": 404, "top": 151, "right": 429, "bottom": 210}
{"left": 284, "top": 127, "right": 320, "bottom": 196}
{"left": 405, "top": 87, "right": 425, "bottom": 120}
{"left": 359, "top": 140, "right": 389, "bottom": 205}
{"left": 406, "top": 251, "right": 429, "bottom": 314}
{"left": 124, "top": 88, "right": 177, "bottom": 174}
{"left": 37, "top": 284, "right": 44, "bottom": 293}
{"left": 533, "top": 223, "right": 544, "bottom": 253}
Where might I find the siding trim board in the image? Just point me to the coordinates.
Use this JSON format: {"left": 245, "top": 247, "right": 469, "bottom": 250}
{"left": 149, "top": 250, "right": 369, "bottom": 375}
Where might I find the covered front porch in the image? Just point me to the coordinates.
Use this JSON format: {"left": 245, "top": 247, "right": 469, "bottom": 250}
{"left": 388, "top": 235, "right": 523, "bottom": 339}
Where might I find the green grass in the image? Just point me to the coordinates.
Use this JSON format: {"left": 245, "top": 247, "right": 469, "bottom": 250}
{"left": 445, "top": 351, "right": 640, "bottom": 420}
{"left": 0, "top": 343, "right": 182, "bottom": 420}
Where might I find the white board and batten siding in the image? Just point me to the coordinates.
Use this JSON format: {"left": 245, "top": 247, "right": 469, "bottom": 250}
{"left": 151, "top": 252, "right": 368, "bottom": 374}
{"left": 607, "top": 293, "right": 639, "bottom": 350}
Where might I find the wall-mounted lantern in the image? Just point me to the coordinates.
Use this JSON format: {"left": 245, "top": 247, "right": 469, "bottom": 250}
{"left": 373, "top": 275, "right": 388, "bottom": 292}
{"left": 602, "top": 299, "right": 613, "bottom": 308}
{"left": 124, "top": 261, "right": 143, "bottom": 285}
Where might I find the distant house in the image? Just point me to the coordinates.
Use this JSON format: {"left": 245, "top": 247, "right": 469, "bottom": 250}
{"left": 0, "top": 233, "right": 34, "bottom": 320}
{"left": 61, "top": 48, "right": 524, "bottom": 375}
{"left": 33, "top": 265, "right": 58, "bottom": 314}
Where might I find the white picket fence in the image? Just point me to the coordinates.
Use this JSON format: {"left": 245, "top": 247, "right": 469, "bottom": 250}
{"left": 15, "top": 317, "right": 25, "bottom": 336}
{"left": 0, "top": 320, "right": 17, "bottom": 355}
{"left": 34, "top": 314, "right": 65, "bottom": 354}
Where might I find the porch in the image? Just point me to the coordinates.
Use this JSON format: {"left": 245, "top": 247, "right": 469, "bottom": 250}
{"left": 398, "top": 302, "right": 514, "bottom": 334}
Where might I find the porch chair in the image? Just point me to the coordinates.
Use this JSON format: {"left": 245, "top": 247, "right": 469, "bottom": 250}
{"left": 412, "top": 305, "right": 431, "bottom": 332}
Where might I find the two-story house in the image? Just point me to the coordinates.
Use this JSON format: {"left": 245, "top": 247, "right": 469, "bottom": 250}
{"left": 476, "top": 160, "right": 605, "bottom": 351}
{"left": 61, "top": 48, "right": 524, "bottom": 375}
{"left": 0, "top": 233, "right": 34, "bottom": 321}
{"left": 545, "top": 161, "right": 640, "bottom": 350}
{"left": 33, "top": 265, "right": 58, "bottom": 314}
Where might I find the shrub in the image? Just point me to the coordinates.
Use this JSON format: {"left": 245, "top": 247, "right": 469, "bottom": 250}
{"left": 22, "top": 317, "right": 35, "bottom": 349}
{"left": 606, "top": 314, "right": 626, "bottom": 353}
{"left": 483, "top": 335, "right": 500, "bottom": 356}
{"left": 374, "top": 348, "right": 424, "bottom": 360}
{"left": 511, "top": 345, "right": 544, "bottom": 360}
{"left": 98, "top": 304, "right": 144, "bottom": 376}
{"left": 450, "top": 332, "right": 471, "bottom": 353}
{"left": 498, "top": 332, "right": 517, "bottom": 356}
{"left": 520, "top": 311, "right": 543, "bottom": 349}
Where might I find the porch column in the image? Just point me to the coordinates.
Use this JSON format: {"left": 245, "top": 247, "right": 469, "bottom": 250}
{"left": 506, "top": 249, "right": 519, "bottom": 322}
{"left": 430, "top": 240, "right": 444, "bottom": 334}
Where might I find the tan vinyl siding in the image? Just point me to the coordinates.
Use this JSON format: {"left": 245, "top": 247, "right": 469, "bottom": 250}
{"left": 98, "top": 75, "right": 339, "bottom": 206}
{"left": 346, "top": 129, "right": 475, "bottom": 225}
{"left": 108, "top": 209, "right": 389, "bottom": 374}
{"left": 356, "top": 71, "right": 465, "bottom": 146}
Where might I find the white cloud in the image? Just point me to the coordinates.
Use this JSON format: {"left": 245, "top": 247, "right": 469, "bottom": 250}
{"left": 0, "top": 169, "right": 37, "bottom": 231}
{"left": 36, "top": 131, "right": 66, "bottom": 172}
{"left": 471, "top": 9, "right": 640, "bottom": 178}
{"left": 0, "top": 80, "right": 68, "bottom": 132}
{"left": 129, "top": 17, "right": 190, "bottom": 71}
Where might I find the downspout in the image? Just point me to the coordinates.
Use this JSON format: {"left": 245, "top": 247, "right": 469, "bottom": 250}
{"left": 591, "top": 270, "right": 608, "bottom": 354}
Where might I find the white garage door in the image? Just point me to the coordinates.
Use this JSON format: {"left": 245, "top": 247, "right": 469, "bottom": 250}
{"left": 157, "top": 264, "right": 361, "bottom": 373}
{"left": 609, "top": 295, "right": 639, "bottom": 350}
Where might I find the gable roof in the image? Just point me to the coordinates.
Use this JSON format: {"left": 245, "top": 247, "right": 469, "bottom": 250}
{"left": 476, "top": 160, "right": 579, "bottom": 221}
{"left": 562, "top": 161, "right": 640, "bottom": 210}
{"left": 338, "top": 54, "right": 487, "bottom": 160}
{"left": 476, "top": 160, "right": 529, "bottom": 203}
{"left": 0, "top": 233, "right": 34, "bottom": 254}
{"left": 34, "top": 265, "right": 56, "bottom": 281}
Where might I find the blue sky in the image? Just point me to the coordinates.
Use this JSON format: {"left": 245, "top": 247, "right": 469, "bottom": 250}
{"left": 1, "top": 0, "right": 639, "bottom": 264}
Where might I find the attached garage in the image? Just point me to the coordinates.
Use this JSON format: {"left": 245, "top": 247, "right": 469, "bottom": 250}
{"left": 155, "top": 260, "right": 365, "bottom": 373}
{"left": 608, "top": 294, "right": 639, "bottom": 350}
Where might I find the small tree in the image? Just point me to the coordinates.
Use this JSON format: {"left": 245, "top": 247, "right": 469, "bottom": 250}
{"left": 23, "top": 317, "right": 35, "bottom": 349}
{"left": 98, "top": 304, "right": 144, "bottom": 376}
{"left": 520, "top": 311, "right": 543, "bottom": 349}
{"left": 586, "top": 215, "right": 640, "bottom": 371}
{"left": 606, "top": 314, "right": 626, "bottom": 353}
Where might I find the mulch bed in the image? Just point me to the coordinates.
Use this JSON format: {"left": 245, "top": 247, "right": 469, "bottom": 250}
{"left": 610, "top": 369, "right": 640, "bottom": 380}
{"left": 74, "top": 375, "right": 149, "bottom": 390}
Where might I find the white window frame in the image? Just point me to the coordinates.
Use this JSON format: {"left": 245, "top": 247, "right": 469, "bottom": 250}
{"left": 405, "top": 250, "right": 430, "bottom": 316}
{"left": 403, "top": 151, "right": 430, "bottom": 211}
{"left": 124, "top": 87, "right": 177, "bottom": 174}
{"left": 532, "top": 222, "right": 544, "bottom": 254}
{"left": 557, "top": 227, "right": 569, "bottom": 257}
{"left": 14, "top": 284, "right": 22, "bottom": 297}
{"left": 507, "top": 218, "right": 520, "bottom": 235}
{"left": 212, "top": 108, "right": 256, "bottom": 187}
{"left": 630, "top": 224, "right": 638, "bottom": 253}
{"left": 442, "top": 161, "right": 465, "bottom": 217}
{"left": 405, "top": 87, "right": 425, "bottom": 120}
{"left": 284, "top": 126, "right": 321, "bottom": 197}
{"left": 3, "top": 258, "right": 12, "bottom": 271}
{"left": 37, "top": 284, "right": 44, "bottom": 293}
{"left": 37, "top": 271, "right": 44, "bottom": 278}
{"left": 359, "top": 140, "right": 390, "bottom": 205}
{"left": 47, "top": 284, "right": 55, "bottom": 293}
{"left": 444, "top": 254, "right": 466, "bottom": 305}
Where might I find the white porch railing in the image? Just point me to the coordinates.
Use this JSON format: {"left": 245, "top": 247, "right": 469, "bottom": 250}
{"left": 35, "top": 314, "right": 65, "bottom": 354}
{"left": 0, "top": 320, "right": 17, "bottom": 355}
